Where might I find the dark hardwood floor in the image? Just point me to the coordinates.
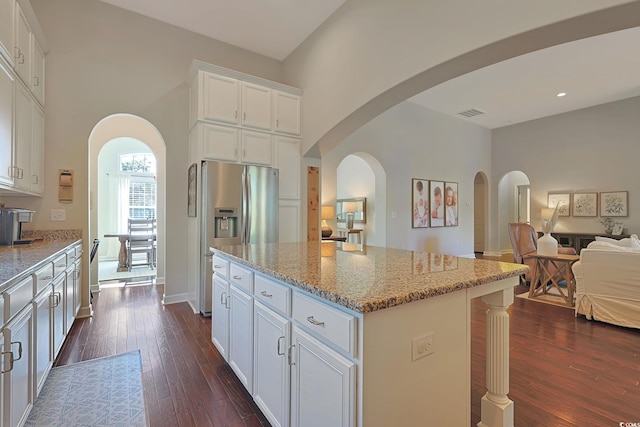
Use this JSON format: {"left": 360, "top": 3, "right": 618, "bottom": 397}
{"left": 56, "top": 276, "right": 640, "bottom": 426}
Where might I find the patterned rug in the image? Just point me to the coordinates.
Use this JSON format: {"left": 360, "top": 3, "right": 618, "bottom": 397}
{"left": 26, "top": 350, "right": 147, "bottom": 426}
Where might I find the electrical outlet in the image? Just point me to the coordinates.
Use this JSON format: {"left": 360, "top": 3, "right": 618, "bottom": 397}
{"left": 411, "top": 333, "right": 434, "bottom": 361}
{"left": 51, "top": 209, "right": 66, "bottom": 221}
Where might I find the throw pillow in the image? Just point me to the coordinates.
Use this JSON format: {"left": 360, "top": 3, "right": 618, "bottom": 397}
{"left": 594, "top": 235, "right": 640, "bottom": 248}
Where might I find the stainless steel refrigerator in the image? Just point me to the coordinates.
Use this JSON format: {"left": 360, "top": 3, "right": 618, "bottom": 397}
{"left": 200, "top": 161, "right": 279, "bottom": 315}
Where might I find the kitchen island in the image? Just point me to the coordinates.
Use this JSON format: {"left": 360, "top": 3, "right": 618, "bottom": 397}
{"left": 211, "top": 242, "right": 528, "bottom": 427}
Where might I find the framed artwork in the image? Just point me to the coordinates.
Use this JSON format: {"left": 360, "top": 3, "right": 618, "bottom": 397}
{"left": 599, "top": 191, "right": 628, "bottom": 217}
{"left": 412, "top": 179, "right": 429, "bottom": 228}
{"left": 444, "top": 182, "right": 458, "bottom": 226}
{"left": 612, "top": 223, "right": 624, "bottom": 236}
{"left": 547, "top": 193, "right": 571, "bottom": 217}
{"left": 572, "top": 192, "right": 597, "bottom": 217}
{"left": 187, "top": 163, "right": 197, "bottom": 217}
{"left": 430, "top": 181, "right": 445, "bottom": 227}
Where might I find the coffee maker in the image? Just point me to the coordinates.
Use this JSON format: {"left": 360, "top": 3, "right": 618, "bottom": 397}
{"left": 0, "top": 208, "right": 35, "bottom": 246}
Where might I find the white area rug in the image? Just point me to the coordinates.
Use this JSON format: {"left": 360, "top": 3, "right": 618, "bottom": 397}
{"left": 26, "top": 350, "right": 147, "bottom": 426}
{"left": 98, "top": 260, "right": 155, "bottom": 282}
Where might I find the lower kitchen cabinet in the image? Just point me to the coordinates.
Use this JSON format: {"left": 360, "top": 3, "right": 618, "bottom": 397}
{"left": 211, "top": 276, "right": 230, "bottom": 360}
{"left": 33, "top": 285, "right": 53, "bottom": 397}
{"left": 253, "top": 301, "right": 290, "bottom": 427}
{"left": 51, "top": 274, "right": 65, "bottom": 359}
{"left": 228, "top": 285, "right": 253, "bottom": 393}
{"left": 3, "top": 305, "right": 33, "bottom": 427}
{"left": 290, "top": 326, "right": 355, "bottom": 427}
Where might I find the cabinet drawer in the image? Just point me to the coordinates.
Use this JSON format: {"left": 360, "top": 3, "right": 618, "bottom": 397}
{"left": 4, "top": 276, "right": 34, "bottom": 321}
{"left": 66, "top": 247, "right": 77, "bottom": 265}
{"left": 230, "top": 263, "right": 253, "bottom": 293}
{"left": 254, "top": 274, "right": 290, "bottom": 315}
{"left": 33, "top": 263, "right": 54, "bottom": 294}
{"left": 292, "top": 292, "right": 357, "bottom": 356}
{"left": 212, "top": 255, "right": 230, "bottom": 278}
{"left": 52, "top": 254, "right": 67, "bottom": 278}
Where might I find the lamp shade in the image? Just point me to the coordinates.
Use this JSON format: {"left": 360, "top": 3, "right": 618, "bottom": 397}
{"left": 321, "top": 206, "right": 335, "bottom": 220}
{"left": 540, "top": 208, "right": 555, "bottom": 221}
{"left": 342, "top": 202, "right": 358, "bottom": 213}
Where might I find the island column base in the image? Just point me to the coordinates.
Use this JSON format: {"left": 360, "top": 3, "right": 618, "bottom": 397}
{"left": 477, "top": 394, "right": 514, "bottom": 427}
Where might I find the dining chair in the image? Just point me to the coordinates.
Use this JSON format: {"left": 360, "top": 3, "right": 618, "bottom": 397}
{"left": 127, "top": 218, "right": 156, "bottom": 271}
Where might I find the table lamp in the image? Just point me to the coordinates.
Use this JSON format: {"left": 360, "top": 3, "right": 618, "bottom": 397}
{"left": 321, "top": 206, "right": 335, "bottom": 238}
{"left": 342, "top": 201, "right": 358, "bottom": 230}
{"left": 538, "top": 206, "right": 559, "bottom": 256}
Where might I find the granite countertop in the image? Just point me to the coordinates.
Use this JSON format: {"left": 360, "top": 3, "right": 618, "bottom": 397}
{"left": 213, "top": 242, "right": 529, "bottom": 314}
{"left": 0, "top": 239, "right": 81, "bottom": 291}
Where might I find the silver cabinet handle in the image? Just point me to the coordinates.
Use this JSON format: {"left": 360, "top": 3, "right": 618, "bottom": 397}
{"left": 225, "top": 295, "right": 231, "bottom": 309}
{"left": 41, "top": 275, "right": 52, "bottom": 280}
{"left": 260, "top": 290, "right": 272, "bottom": 298}
{"left": 52, "top": 292, "right": 62, "bottom": 307}
{"left": 234, "top": 110, "right": 238, "bottom": 119}
{"left": 0, "top": 351, "right": 15, "bottom": 373}
{"left": 243, "top": 112, "right": 246, "bottom": 121}
{"left": 32, "top": 174, "right": 38, "bottom": 184}
{"left": 276, "top": 118, "right": 279, "bottom": 128}
{"left": 277, "top": 336, "right": 285, "bottom": 356}
{"left": 11, "top": 341, "right": 23, "bottom": 361}
{"left": 306, "top": 316, "right": 325, "bottom": 327}
{"left": 220, "top": 291, "right": 226, "bottom": 305}
{"left": 232, "top": 275, "right": 242, "bottom": 280}
{"left": 33, "top": 76, "right": 39, "bottom": 86}
{"left": 214, "top": 265, "right": 223, "bottom": 269}
{"left": 288, "top": 344, "right": 296, "bottom": 366}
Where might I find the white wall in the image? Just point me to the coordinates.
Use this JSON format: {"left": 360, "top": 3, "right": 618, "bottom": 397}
{"left": 324, "top": 101, "right": 492, "bottom": 255}
{"left": 492, "top": 96, "right": 640, "bottom": 253}
{"left": 336, "top": 155, "right": 376, "bottom": 245}
{"left": 284, "top": 0, "right": 638, "bottom": 156}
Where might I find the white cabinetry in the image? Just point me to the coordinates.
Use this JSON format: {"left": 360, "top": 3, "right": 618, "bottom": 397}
{"left": 73, "top": 256, "right": 82, "bottom": 317}
{"left": 199, "top": 73, "right": 239, "bottom": 125}
{"left": 30, "top": 38, "right": 44, "bottom": 106}
{"left": 0, "top": 57, "right": 14, "bottom": 187}
{"left": 228, "top": 284, "right": 253, "bottom": 393}
{"left": 30, "top": 103, "right": 44, "bottom": 194}
{"left": 33, "top": 284, "right": 52, "bottom": 397}
{"left": 273, "top": 91, "right": 301, "bottom": 135}
{"left": 51, "top": 274, "right": 65, "bottom": 357}
{"left": 212, "top": 276, "right": 230, "bottom": 360}
{"left": 3, "top": 305, "right": 34, "bottom": 427}
{"left": 13, "top": 81, "right": 30, "bottom": 191}
{"left": 290, "top": 326, "right": 355, "bottom": 427}
{"left": 0, "top": 0, "right": 14, "bottom": 65}
{"left": 200, "top": 123, "right": 238, "bottom": 162}
{"left": 240, "top": 130, "right": 272, "bottom": 165}
{"left": 13, "top": 3, "right": 31, "bottom": 86}
{"left": 241, "top": 83, "right": 271, "bottom": 131}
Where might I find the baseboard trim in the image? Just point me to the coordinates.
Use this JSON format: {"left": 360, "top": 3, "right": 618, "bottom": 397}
{"left": 162, "top": 292, "right": 188, "bottom": 305}
{"left": 483, "top": 251, "right": 503, "bottom": 257}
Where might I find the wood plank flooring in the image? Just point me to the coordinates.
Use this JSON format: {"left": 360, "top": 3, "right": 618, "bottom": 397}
{"left": 56, "top": 280, "right": 640, "bottom": 426}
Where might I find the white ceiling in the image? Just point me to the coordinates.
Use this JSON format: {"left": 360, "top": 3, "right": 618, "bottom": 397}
{"left": 100, "top": 0, "right": 640, "bottom": 129}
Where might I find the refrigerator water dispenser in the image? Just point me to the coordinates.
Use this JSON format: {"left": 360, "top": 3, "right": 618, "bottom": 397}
{"left": 214, "top": 207, "right": 238, "bottom": 239}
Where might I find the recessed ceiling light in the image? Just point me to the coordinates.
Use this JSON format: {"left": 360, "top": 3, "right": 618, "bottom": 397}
{"left": 557, "top": 92, "right": 566, "bottom": 97}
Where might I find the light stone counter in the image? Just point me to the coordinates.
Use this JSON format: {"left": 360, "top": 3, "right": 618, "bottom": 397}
{"left": 213, "top": 241, "right": 528, "bottom": 313}
{"left": 0, "top": 239, "right": 81, "bottom": 292}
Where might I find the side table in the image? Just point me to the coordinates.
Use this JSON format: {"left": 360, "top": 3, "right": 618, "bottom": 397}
{"left": 527, "top": 253, "right": 580, "bottom": 307}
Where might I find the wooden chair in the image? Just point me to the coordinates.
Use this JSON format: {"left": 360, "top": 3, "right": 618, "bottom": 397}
{"left": 127, "top": 218, "right": 156, "bottom": 271}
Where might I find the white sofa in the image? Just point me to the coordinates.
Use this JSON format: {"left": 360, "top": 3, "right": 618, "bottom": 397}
{"left": 572, "top": 236, "right": 640, "bottom": 329}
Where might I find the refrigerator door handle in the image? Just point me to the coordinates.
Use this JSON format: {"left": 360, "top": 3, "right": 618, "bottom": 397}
{"left": 241, "top": 171, "right": 247, "bottom": 244}
{"left": 246, "top": 172, "right": 252, "bottom": 243}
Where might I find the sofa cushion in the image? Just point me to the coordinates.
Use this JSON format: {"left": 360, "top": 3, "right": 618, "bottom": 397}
{"left": 586, "top": 240, "right": 640, "bottom": 252}
{"left": 595, "top": 234, "right": 640, "bottom": 248}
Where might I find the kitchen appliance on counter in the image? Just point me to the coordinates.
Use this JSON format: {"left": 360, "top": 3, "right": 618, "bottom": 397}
{"left": 0, "top": 208, "right": 36, "bottom": 246}
{"left": 200, "top": 161, "right": 279, "bottom": 316}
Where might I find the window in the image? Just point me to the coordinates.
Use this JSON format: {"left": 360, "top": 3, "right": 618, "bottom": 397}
{"left": 120, "top": 153, "right": 156, "bottom": 219}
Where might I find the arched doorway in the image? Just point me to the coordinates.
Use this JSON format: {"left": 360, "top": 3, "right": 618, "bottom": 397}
{"left": 497, "top": 170, "right": 531, "bottom": 255}
{"left": 334, "top": 152, "right": 386, "bottom": 246}
{"left": 473, "top": 172, "right": 488, "bottom": 254}
{"left": 88, "top": 114, "right": 167, "bottom": 299}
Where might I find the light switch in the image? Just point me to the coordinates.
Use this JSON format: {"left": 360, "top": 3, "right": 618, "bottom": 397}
{"left": 51, "top": 209, "right": 66, "bottom": 221}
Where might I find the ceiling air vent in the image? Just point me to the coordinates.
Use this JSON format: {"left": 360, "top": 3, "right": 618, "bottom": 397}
{"left": 458, "top": 108, "right": 485, "bottom": 118}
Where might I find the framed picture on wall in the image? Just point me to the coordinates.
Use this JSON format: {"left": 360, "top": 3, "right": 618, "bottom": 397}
{"left": 430, "top": 180, "right": 445, "bottom": 227}
{"left": 444, "top": 182, "right": 458, "bottom": 226}
{"left": 599, "top": 191, "right": 628, "bottom": 217}
{"left": 572, "top": 192, "right": 597, "bottom": 217}
{"left": 412, "top": 178, "right": 429, "bottom": 228}
{"left": 547, "top": 192, "right": 571, "bottom": 217}
{"left": 187, "top": 163, "right": 197, "bottom": 217}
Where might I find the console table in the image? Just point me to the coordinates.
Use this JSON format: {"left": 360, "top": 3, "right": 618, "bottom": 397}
{"left": 528, "top": 253, "right": 580, "bottom": 307}
{"left": 539, "top": 232, "right": 630, "bottom": 254}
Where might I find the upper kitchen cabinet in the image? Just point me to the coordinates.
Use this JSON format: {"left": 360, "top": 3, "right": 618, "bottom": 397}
{"left": 273, "top": 91, "right": 301, "bottom": 135}
{"left": 14, "top": 2, "right": 31, "bottom": 86}
{"left": 188, "top": 60, "right": 302, "bottom": 136}
{"left": 0, "top": 0, "right": 14, "bottom": 66}
{"left": 31, "top": 37, "right": 45, "bottom": 105}
{"left": 0, "top": 57, "right": 14, "bottom": 188}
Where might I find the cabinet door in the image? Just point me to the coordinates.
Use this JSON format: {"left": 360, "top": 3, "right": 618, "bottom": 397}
{"left": 290, "top": 326, "right": 355, "bottom": 427}
{"left": 212, "top": 276, "right": 230, "bottom": 360}
{"left": 52, "top": 276, "right": 65, "bottom": 357}
{"left": 30, "top": 103, "right": 44, "bottom": 194}
{"left": 228, "top": 285, "right": 253, "bottom": 393}
{"left": 202, "top": 72, "right": 239, "bottom": 125}
{"left": 33, "top": 287, "right": 53, "bottom": 398}
{"left": 201, "top": 123, "right": 239, "bottom": 162}
{"left": 30, "top": 37, "right": 44, "bottom": 105}
{"left": 14, "top": 3, "right": 31, "bottom": 85}
{"left": 14, "top": 81, "right": 30, "bottom": 191}
{"left": 0, "top": 0, "right": 14, "bottom": 65}
{"left": 3, "top": 306, "right": 34, "bottom": 427}
{"left": 0, "top": 57, "right": 14, "bottom": 187}
{"left": 273, "top": 91, "right": 301, "bottom": 135}
{"left": 275, "top": 136, "right": 300, "bottom": 199}
{"left": 253, "top": 301, "right": 290, "bottom": 427}
{"left": 241, "top": 130, "right": 272, "bottom": 166}
{"left": 65, "top": 269, "right": 74, "bottom": 334}
{"left": 74, "top": 259, "right": 82, "bottom": 316}
{"left": 279, "top": 200, "right": 300, "bottom": 243}
{"left": 241, "top": 83, "right": 271, "bottom": 131}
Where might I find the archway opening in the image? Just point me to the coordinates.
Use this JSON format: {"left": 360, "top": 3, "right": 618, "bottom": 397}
{"left": 498, "top": 170, "right": 530, "bottom": 255}
{"left": 473, "top": 172, "right": 488, "bottom": 254}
